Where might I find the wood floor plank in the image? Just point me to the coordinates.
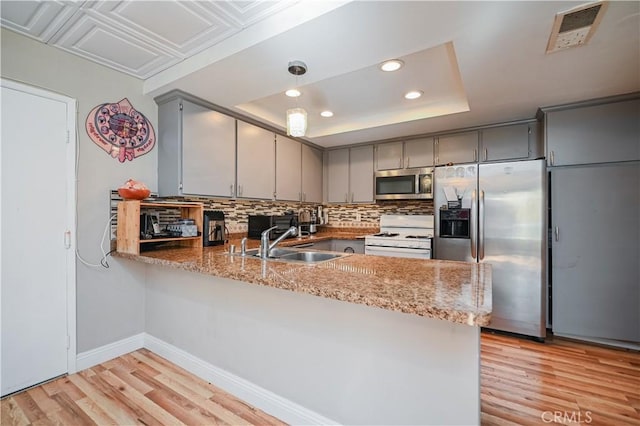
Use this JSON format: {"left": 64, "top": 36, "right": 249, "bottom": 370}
{"left": 74, "top": 397, "right": 119, "bottom": 426}
{"left": 2, "top": 333, "right": 638, "bottom": 426}
{"left": 1, "top": 397, "right": 30, "bottom": 426}
{"left": 11, "top": 390, "right": 50, "bottom": 424}
{"left": 99, "top": 369, "right": 185, "bottom": 426}
{"left": 67, "top": 372, "right": 139, "bottom": 425}
{"left": 49, "top": 391, "right": 97, "bottom": 425}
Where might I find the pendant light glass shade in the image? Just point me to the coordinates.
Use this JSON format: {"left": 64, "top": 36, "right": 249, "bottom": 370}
{"left": 286, "top": 107, "right": 307, "bottom": 137}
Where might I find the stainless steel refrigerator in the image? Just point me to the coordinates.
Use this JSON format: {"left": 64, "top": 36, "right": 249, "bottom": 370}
{"left": 434, "top": 159, "right": 546, "bottom": 338}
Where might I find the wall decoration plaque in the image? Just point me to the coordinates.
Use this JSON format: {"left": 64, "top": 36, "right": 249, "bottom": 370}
{"left": 86, "top": 98, "right": 155, "bottom": 162}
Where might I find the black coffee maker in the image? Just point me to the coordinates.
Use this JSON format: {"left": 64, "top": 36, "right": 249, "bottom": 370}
{"left": 203, "top": 211, "right": 226, "bottom": 246}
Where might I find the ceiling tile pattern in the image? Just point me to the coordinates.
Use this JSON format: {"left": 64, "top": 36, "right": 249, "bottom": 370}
{"left": 0, "top": 0, "right": 298, "bottom": 79}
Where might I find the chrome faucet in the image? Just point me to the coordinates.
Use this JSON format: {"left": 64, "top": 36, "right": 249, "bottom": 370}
{"left": 260, "top": 225, "right": 297, "bottom": 259}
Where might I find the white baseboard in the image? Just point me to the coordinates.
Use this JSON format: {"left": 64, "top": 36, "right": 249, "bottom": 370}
{"left": 144, "top": 333, "right": 338, "bottom": 425}
{"left": 75, "top": 333, "right": 145, "bottom": 372}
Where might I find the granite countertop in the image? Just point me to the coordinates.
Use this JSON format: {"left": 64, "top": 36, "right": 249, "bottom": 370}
{"left": 115, "top": 231, "right": 492, "bottom": 327}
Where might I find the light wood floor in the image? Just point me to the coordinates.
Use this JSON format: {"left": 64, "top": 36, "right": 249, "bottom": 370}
{"left": 2, "top": 333, "right": 639, "bottom": 425}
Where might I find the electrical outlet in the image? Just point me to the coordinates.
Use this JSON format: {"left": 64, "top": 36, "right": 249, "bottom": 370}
{"left": 355, "top": 212, "right": 362, "bottom": 222}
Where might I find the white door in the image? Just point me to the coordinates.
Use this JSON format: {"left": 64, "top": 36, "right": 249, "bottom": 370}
{"left": 1, "top": 80, "right": 76, "bottom": 396}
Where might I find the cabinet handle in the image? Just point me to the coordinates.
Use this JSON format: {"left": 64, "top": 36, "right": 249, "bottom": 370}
{"left": 554, "top": 226, "right": 559, "bottom": 242}
{"left": 484, "top": 148, "right": 488, "bottom": 162}
{"left": 351, "top": 192, "right": 354, "bottom": 203}
{"left": 230, "top": 184, "right": 234, "bottom": 197}
{"left": 399, "top": 158, "right": 402, "bottom": 168}
{"left": 406, "top": 157, "right": 410, "bottom": 168}
{"left": 549, "top": 150, "right": 555, "bottom": 166}
{"left": 239, "top": 185, "right": 243, "bottom": 197}
{"left": 474, "top": 148, "right": 478, "bottom": 162}
{"left": 345, "top": 193, "right": 348, "bottom": 203}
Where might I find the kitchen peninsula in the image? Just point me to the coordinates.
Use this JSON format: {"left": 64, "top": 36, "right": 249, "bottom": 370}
{"left": 116, "top": 237, "right": 491, "bottom": 425}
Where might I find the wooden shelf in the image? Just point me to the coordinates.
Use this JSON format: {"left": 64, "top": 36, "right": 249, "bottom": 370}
{"left": 116, "top": 200, "right": 204, "bottom": 255}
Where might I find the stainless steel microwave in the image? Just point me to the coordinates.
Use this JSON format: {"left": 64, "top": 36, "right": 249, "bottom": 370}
{"left": 375, "top": 167, "right": 433, "bottom": 200}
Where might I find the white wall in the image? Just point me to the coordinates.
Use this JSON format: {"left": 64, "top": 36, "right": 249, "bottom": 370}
{"left": 1, "top": 28, "right": 156, "bottom": 352}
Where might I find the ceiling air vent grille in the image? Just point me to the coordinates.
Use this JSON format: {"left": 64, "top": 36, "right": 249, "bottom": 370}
{"left": 546, "top": 1, "right": 608, "bottom": 54}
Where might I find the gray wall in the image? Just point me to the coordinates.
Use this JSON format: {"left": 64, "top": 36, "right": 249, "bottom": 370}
{"left": 1, "top": 29, "right": 156, "bottom": 352}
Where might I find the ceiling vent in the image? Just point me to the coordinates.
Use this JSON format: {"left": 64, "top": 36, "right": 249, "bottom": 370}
{"left": 546, "top": 1, "right": 608, "bottom": 54}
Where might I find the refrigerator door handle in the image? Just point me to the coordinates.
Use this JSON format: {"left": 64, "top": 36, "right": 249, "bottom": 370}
{"left": 471, "top": 189, "right": 477, "bottom": 260}
{"left": 479, "top": 190, "right": 485, "bottom": 260}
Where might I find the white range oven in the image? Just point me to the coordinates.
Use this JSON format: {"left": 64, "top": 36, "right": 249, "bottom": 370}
{"left": 365, "top": 214, "right": 434, "bottom": 259}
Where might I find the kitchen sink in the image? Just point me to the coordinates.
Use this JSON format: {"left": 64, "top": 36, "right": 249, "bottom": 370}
{"left": 278, "top": 251, "right": 344, "bottom": 263}
{"left": 229, "top": 247, "right": 348, "bottom": 264}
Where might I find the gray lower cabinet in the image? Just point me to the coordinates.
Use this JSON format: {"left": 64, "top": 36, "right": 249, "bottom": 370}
{"left": 237, "top": 121, "right": 275, "bottom": 199}
{"left": 480, "top": 123, "right": 533, "bottom": 162}
{"left": 551, "top": 162, "right": 639, "bottom": 342}
{"left": 157, "top": 97, "right": 236, "bottom": 197}
{"left": 331, "top": 239, "right": 364, "bottom": 254}
{"left": 545, "top": 98, "right": 640, "bottom": 166}
{"left": 435, "top": 131, "right": 478, "bottom": 165}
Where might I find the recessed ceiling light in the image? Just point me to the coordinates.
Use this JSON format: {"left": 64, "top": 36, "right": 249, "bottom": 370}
{"left": 320, "top": 111, "right": 334, "bottom": 118}
{"left": 404, "top": 90, "right": 423, "bottom": 100}
{"left": 285, "top": 89, "right": 301, "bottom": 97}
{"left": 379, "top": 59, "right": 404, "bottom": 72}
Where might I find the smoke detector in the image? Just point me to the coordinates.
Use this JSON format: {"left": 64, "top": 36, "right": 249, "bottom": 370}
{"left": 546, "top": 1, "right": 608, "bottom": 54}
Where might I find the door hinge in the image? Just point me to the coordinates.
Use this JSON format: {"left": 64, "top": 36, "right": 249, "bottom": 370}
{"left": 179, "top": 103, "right": 183, "bottom": 111}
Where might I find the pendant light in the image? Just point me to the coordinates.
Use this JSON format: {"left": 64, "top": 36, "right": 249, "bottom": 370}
{"left": 286, "top": 61, "right": 307, "bottom": 137}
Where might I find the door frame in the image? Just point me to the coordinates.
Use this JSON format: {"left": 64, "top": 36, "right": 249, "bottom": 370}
{"left": 1, "top": 78, "right": 77, "bottom": 375}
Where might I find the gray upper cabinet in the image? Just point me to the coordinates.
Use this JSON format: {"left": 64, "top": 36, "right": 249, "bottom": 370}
{"left": 327, "top": 145, "right": 374, "bottom": 203}
{"left": 301, "top": 144, "right": 323, "bottom": 203}
{"left": 376, "top": 138, "right": 433, "bottom": 170}
{"left": 157, "top": 97, "right": 236, "bottom": 197}
{"left": 237, "top": 121, "right": 275, "bottom": 199}
{"left": 376, "top": 141, "right": 403, "bottom": 170}
{"left": 480, "top": 123, "right": 532, "bottom": 163}
{"left": 545, "top": 98, "right": 640, "bottom": 166}
{"left": 349, "top": 145, "right": 374, "bottom": 203}
{"left": 327, "top": 148, "right": 350, "bottom": 203}
{"left": 435, "top": 131, "right": 479, "bottom": 165}
{"left": 404, "top": 137, "right": 434, "bottom": 168}
{"left": 275, "top": 135, "right": 301, "bottom": 201}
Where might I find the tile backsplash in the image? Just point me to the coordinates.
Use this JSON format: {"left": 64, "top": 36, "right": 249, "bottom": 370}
{"left": 111, "top": 191, "right": 433, "bottom": 234}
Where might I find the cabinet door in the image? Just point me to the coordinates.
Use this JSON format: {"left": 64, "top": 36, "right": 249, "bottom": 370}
{"left": 237, "top": 121, "right": 275, "bottom": 199}
{"left": 275, "top": 135, "right": 301, "bottom": 201}
{"left": 404, "top": 137, "right": 434, "bottom": 168}
{"left": 302, "top": 144, "right": 323, "bottom": 203}
{"left": 376, "top": 141, "right": 403, "bottom": 170}
{"left": 436, "top": 131, "right": 478, "bottom": 165}
{"left": 546, "top": 99, "right": 640, "bottom": 166}
{"left": 480, "top": 123, "right": 530, "bottom": 162}
{"left": 327, "top": 148, "right": 350, "bottom": 203}
{"left": 350, "top": 145, "right": 374, "bottom": 203}
{"left": 551, "top": 162, "right": 639, "bottom": 342}
{"left": 182, "top": 101, "right": 236, "bottom": 197}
